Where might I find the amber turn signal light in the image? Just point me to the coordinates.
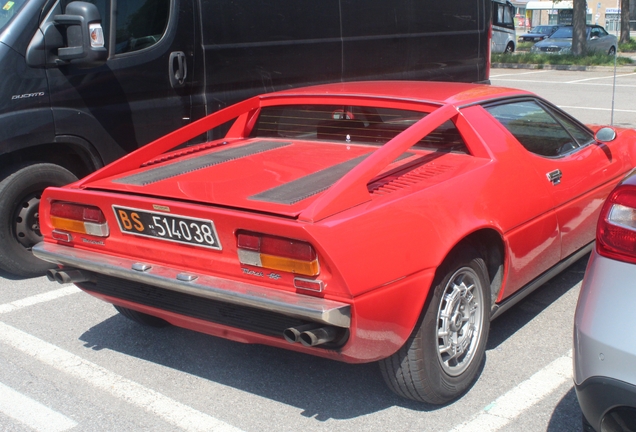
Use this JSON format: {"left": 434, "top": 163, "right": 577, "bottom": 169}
{"left": 236, "top": 231, "right": 320, "bottom": 277}
{"left": 50, "top": 201, "right": 109, "bottom": 237}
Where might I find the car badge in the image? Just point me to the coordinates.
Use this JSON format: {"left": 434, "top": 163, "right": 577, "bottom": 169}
{"left": 152, "top": 204, "right": 170, "bottom": 212}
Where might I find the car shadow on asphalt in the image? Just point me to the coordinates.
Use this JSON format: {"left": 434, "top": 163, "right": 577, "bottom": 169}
{"left": 486, "top": 253, "right": 589, "bottom": 350}
{"left": 75, "top": 255, "right": 588, "bottom": 420}
{"left": 0, "top": 268, "right": 36, "bottom": 281}
{"left": 79, "top": 314, "right": 438, "bottom": 419}
{"left": 547, "top": 387, "right": 583, "bottom": 431}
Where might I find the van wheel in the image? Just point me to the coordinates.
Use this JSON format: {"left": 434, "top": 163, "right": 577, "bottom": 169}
{"left": 379, "top": 247, "right": 490, "bottom": 404}
{"left": 505, "top": 42, "right": 514, "bottom": 53}
{"left": 114, "top": 305, "right": 170, "bottom": 327}
{"left": 0, "top": 163, "right": 77, "bottom": 278}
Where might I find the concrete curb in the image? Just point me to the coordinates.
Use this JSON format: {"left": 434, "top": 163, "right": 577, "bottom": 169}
{"left": 493, "top": 52, "right": 636, "bottom": 72}
{"left": 492, "top": 62, "right": 636, "bottom": 72}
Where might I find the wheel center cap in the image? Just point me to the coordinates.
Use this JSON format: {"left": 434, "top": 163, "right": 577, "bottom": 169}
{"left": 450, "top": 311, "right": 463, "bottom": 332}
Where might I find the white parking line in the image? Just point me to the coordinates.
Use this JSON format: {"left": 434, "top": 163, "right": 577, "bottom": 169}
{"left": 491, "top": 78, "right": 636, "bottom": 87}
{"left": 0, "top": 381, "right": 78, "bottom": 432}
{"left": 448, "top": 351, "right": 572, "bottom": 432}
{"left": 490, "top": 70, "right": 550, "bottom": 78}
{"left": 559, "top": 105, "right": 636, "bottom": 114}
{"left": 566, "top": 72, "right": 636, "bottom": 83}
{"left": 0, "top": 286, "right": 80, "bottom": 314}
{"left": 0, "top": 322, "right": 244, "bottom": 432}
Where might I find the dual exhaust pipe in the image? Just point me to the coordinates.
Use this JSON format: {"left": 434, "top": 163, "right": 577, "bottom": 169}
{"left": 48, "top": 267, "right": 340, "bottom": 347}
{"left": 283, "top": 323, "right": 338, "bottom": 347}
{"left": 46, "top": 268, "right": 94, "bottom": 284}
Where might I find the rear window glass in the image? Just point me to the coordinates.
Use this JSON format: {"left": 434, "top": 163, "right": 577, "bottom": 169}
{"left": 250, "top": 105, "right": 468, "bottom": 153}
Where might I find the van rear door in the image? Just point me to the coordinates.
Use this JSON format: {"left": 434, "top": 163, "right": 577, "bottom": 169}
{"left": 45, "top": 0, "right": 199, "bottom": 163}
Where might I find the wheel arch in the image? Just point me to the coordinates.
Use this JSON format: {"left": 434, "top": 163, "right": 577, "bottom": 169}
{"left": 439, "top": 228, "right": 505, "bottom": 312}
{"left": 0, "top": 138, "right": 104, "bottom": 179}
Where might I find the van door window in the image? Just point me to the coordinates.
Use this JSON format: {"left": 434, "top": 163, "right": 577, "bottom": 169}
{"left": 114, "top": 0, "right": 170, "bottom": 54}
{"left": 0, "top": 0, "right": 27, "bottom": 32}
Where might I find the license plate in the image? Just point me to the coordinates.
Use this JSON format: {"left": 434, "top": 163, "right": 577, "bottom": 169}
{"left": 112, "top": 206, "right": 222, "bottom": 250}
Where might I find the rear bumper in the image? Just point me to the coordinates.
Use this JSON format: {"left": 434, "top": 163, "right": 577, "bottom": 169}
{"left": 33, "top": 242, "right": 350, "bottom": 328}
{"left": 574, "top": 250, "right": 636, "bottom": 430}
{"left": 575, "top": 377, "right": 636, "bottom": 432}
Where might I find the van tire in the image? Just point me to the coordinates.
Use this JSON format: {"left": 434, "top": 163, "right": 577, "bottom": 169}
{"left": 0, "top": 163, "right": 78, "bottom": 278}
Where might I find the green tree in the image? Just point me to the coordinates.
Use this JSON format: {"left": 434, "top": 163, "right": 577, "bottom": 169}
{"left": 620, "top": 0, "right": 631, "bottom": 44}
{"left": 571, "top": 0, "right": 587, "bottom": 55}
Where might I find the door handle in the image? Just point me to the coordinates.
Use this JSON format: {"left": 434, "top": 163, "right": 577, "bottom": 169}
{"left": 547, "top": 169, "right": 562, "bottom": 185}
{"left": 169, "top": 51, "right": 187, "bottom": 89}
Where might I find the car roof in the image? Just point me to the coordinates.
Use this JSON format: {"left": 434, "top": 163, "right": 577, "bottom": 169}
{"left": 259, "top": 81, "right": 531, "bottom": 107}
{"left": 556, "top": 25, "right": 603, "bottom": 29}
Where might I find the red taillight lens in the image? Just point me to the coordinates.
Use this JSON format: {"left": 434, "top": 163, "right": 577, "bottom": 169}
{"left": 50, "top": 201, "right": 109, "bottom": 237}
{"left": 597, "top": 185, "right": 636, "bottom": 264}
{"left": 236, "top": 231, "right": 319, "bottom": 276}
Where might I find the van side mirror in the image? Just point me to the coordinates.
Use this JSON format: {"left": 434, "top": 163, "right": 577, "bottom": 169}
{"left": 26, "top": 1, "right": 106, "bottom": 68}
{"left": 54, "top": 2, "right": 107, "bottom": 65}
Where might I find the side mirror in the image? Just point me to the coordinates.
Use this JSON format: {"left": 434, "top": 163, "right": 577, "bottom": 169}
{"left": 54, "top": 1, "right": 107, "bottom": 66}
{"left": 595, "top": 127, "right": 617, "bottom": 143}
{"left": 27, "top": 1, "right": 107, "bottom": 68}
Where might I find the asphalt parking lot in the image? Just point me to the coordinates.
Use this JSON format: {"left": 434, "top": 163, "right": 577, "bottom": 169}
{"left": 0, "top": 68, "right": 633, "bottom": 431}
{"left": 490, "top": 67, "right": 636, "bottom": 129}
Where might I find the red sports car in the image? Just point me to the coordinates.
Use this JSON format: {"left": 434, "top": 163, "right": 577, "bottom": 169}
{"left": 34, "top": 81, "right": 636, "bottom": 404}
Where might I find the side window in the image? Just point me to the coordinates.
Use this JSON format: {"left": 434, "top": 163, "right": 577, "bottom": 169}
{"left": 503, "top": 5, "right": 514, "bottom": 26}
{"left": 486, "top": 100, "right": 591, "bottom": 157}
{"left": 0, "top": 0, "right": 27, "bottom": 32}
{"left": 114, "top": 0, "right": 170, "bottom": 54}
{"left": 550, "top": 109, "right": 595, "bottom": 147}
{"left": 493, "top": 3, "right": 514, "bottom": 29}
{"left": 494, "top": 4, "right": 503, "bottom": 25}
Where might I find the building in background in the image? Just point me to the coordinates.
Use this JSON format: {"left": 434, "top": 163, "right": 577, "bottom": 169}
{"left": 513, "top": 0, "right": 635, "bottom": 31}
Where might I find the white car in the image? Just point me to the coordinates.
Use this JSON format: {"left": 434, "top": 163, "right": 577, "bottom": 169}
{"left": 574, "top": 167, "right": 636, "bottom": 431}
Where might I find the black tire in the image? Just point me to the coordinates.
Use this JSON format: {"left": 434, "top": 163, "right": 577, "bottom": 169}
{"left": 114, "top": 305, "right": 170, "bottom": 327}
{"left": 379, "top": 247, "right": 491, "bottom": 404}
{"left": 505, "top": 42, "right": 514, "bottom": 54}
{"left": 608, "top": 46, "right": 616, "bottom": 56}
{"left": 0, "top": 163, "right": 78, "bottom": 277}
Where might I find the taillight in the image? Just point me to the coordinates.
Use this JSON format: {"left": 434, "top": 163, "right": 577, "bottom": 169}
{"left": 236, "top": 231, "right": 319, "bottom": 276}
{"left": 597, "top": 184, "right": 636, "bottom": 264}
{"left": 50, "top": 202, "right": 109, "bottom": 237}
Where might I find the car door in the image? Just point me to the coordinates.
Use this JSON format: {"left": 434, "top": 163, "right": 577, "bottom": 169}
{"left": 45, "top": 0, "right": 198, "bottom": 163}
{"left": 588, "top": 27, "right": 603, "bottom": 52}
{"left": 589, "top": 26, "right": 613, "bottom": 53}
{"left": 485, "top": 99, "right": 629, "bottom": 260}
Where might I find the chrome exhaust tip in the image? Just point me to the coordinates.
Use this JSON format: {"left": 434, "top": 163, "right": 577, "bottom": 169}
{"left": 299, "top": 326, "right": 337, "bottom": 347}
{"left": 46, "top": 269, "right": 58, "bottom": 282}
{"left": 48, "top": 268, "right": 93, "bottom": 284}
{"left": 283, "top": 323, "right": 322, "bottom": 344}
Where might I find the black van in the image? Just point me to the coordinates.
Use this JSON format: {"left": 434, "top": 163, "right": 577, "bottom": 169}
{"left": 0, "top": 0, "right": 491, "bottom": 277}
